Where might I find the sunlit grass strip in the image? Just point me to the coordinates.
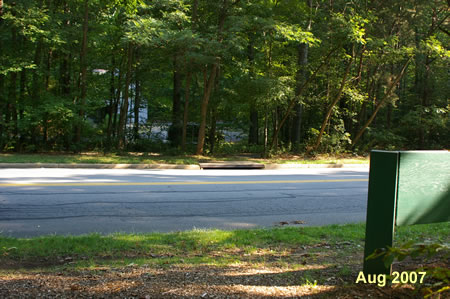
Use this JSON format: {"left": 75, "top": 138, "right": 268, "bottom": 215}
{"left": 1, "top": 223, "right": 448, "bottom": 264}
{"left": 0, "top": 153, "right": 369, "bottom": 165}
{"left": 0, "top": 153, "right": 199, "bottom": 165}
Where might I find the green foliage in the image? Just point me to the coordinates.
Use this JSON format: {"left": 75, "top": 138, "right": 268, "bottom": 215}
{"left": 214, "top": 141, "right": 264, "bottom": 156}
{"left": 367, "top": 241, "right": 450, "bottom": 298}
{"left": 0, "top": 0, "right": 448, "bottom": 154}
{"left": 306, "top": 118, "right": 352, "bottom": 154}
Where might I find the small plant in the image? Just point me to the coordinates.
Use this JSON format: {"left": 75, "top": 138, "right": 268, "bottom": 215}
{"left": 367, "top": 241, "right": 449, "bottom": 298}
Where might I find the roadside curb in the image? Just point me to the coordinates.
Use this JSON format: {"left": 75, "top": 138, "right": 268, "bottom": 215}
{"left": 0, "top": 162, "right": 369, "bottom": 169}
{"left": 0, "top": 163, "right": 201, "bottom": 170}
{"left": 264, "top": 163, "right": 369, "bottom": 169}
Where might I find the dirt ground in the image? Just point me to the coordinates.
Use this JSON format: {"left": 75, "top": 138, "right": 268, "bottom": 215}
{"left": 1, "top": 253, "right": 446, "bottom": 298}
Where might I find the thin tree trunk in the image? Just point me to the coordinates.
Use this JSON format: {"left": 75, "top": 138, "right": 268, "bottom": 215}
{"left": 60, "top": 54, "right": 70, "bottom": 96}
{"left": 270, "top": 46, "right": 339, "bottom": 151}
{"left": 113, "top": 67, "right": 122, "bottom": 139}
{"left": 248, "top": 37, "right": 259, "bottom": 145}
{"left": 75, "top": 0, "right": 89, "bottom": 151}
{"left": 17, "top": 69, "right": 26, "bottom": 151}
{"left": 291, "top": 0, "right": 312, "bottom": 150}
{"left": 352, "top": 56, "right": 412, "bottom": 146}
{"left": 196, "top": 64, "right": 218, "bottom": 155}
{"left": 209, "top": 105, "right": 217, "bottom": 154}
{"left": 169, "top": 54, "right": 183, "bottom": 146}
{"left": 263, "top": 111, "right": 268, "bottom": 153}
{"left": 106, "top": 58, "right": 115, "bottom": 150}
{"left": 181, "top": 70, "right": 192, "bottom": 151}
{"left": 249, "top": 105, "right": 259, "bottom": 145}
{"left": 134, "top": 74, "right": 141, "bottom": 141}
{"left": 8, "top": 72, "right": 17, "bottom": 140}
{"left": 309, "top": 45, "right": 354, "bottom": 153}
{"left": 272, "top": 108, "right": 279, "bottom": 150}
{"left": 181, "top": 0, "right": 198, "bottom": 151}
{"left": 291, "top": 42, "right": 309, "bottom": 150}
{"left": 196, "top": 0, "right": 229, "bottom": 155}
{"left": 118, "top": 44, "right": 133, "bottom": 149}
{"left": 0, "top": 74, "right": 3, "bottom": 149}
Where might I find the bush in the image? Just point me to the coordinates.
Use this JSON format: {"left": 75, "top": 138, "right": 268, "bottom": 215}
{"left": 368, "top": 242, "right": 449, "bottom": 298}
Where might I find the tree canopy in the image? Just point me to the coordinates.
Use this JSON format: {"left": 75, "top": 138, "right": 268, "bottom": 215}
{"left": 0, "top": 0, "right": 448, "bottom": 154}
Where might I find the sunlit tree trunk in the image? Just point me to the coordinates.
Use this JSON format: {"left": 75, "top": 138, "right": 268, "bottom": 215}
{"left": 196, "top": 64, "right": 218, "bottom": 155}
{"left": 309, "top": 45, "right": 354, "bottom": 153}
{"left": 352, "top": 57, "right": 412, "bottom": 146}
{"left": 196, "top": 0, "right": 229, "bottom": 155}
{"left": 74, "top": 0, "right": 89, "bottom": 151}
{"left": 270, "top": 46, "right": 338, "bottom": 151}
{"left": 118, "top": 44, "right": 133, "bottom": 149}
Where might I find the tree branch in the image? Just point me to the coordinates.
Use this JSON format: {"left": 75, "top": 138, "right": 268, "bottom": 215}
{"left": 352, "top": 56, "right": 413, "bottom": 146}
{"left": 269, "top": 45, "right": 340, "bottom": 151}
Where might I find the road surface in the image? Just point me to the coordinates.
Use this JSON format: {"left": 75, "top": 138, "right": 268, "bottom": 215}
{"left": 0, "top": 167, "right": 369, "bottom": 237}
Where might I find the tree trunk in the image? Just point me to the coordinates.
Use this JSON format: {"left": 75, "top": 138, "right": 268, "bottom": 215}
{"left": 133, "top": 74, "right": 141, "bottom": 141}
{"left": 309, "top": 46, "right": 354, "bottom": 153}
{"left": 60, "top": 54, "right": 71, "bottom": 96}
{"left": 118, "top": 44, "right": 133, "bottom": 149}
{"left": 17, "top": 69, "right": 26, "bottom": 151}
{"left": 31, "top": 41, "right": 42, "bottom": 104}
{"left": 270, "top": 46, "right": 339, "bottom": 151}
{"left": 106, "top": 58, "right": 115, "bottom": 150}
{"left": 352, "top": 56, "right": 412, "bottom": 146}
{"left": 113, "top": 66, "right": 123, "bottom": 139}
{"left": 169, "top": 54, "right": 183, "bottom": 147}
{"left": 249, "top": 106, "right": 259, "bottom": 145}
{"left": 0, "top": 74, "right": 3, "bottom": 149}
{"left": 291, "top": 0, "right": 312, "bottom": 150}
{"left": 196, "top": 64, "right": 218, "bottom": 155}
{"left": 196, "top": 0, "right": 229, "bottom": 155}
{"left": 248, "top": 37, "right": 259, "bottom": 145}
{"left": 291, "top": 41, "right": 309, "bottom": 150}
{"left": 74, "top": 0, "right": 89, "bottom": 151}
{"left": 209, "top": 105, "right": 217, "bottom": 154}
{"left": 8, "top": 72, "right": 17, "bottom": 141}
{"left": 181, "top": 70, "right": 192, "bottom": 151}
{"left": 263, "top": 111, "right": 268, "bottom": 154}
{"left": 44, "top": 49, "right": 52, "bottom": 91}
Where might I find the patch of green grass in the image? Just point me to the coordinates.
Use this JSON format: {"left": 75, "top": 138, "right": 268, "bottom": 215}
{"left": 270, "top": 158, "right": 369, "bottom": 164}
{"left": 0, "top": 152, "right": 369, "bottom": 165}
{"left": 1, "top": 222, "right": 448, "bottom": 272}
{"left": 0, "top": 153, "right": 200, "bottom": 165}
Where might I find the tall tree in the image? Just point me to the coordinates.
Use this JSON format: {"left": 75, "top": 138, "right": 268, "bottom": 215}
{"left": 74, "top": 0, "right": 90, "bottom": 150}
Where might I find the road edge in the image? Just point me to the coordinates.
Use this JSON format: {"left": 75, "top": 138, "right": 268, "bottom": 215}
{"left": 0, "top": 162, "right": 369, "bottom": 169}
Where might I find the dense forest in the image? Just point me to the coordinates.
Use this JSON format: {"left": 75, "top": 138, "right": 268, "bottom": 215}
{"left": 0, "top": 0, "right": 448, "bottom": 155}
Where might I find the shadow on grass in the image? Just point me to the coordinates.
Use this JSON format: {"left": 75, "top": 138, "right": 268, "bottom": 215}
{"left": 1, "top": 223, "right": 447, "bottom": 297}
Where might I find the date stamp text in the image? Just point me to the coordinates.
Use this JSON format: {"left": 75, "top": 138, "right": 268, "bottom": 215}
{"left": 356, "top": 271, "right": 426, "bottom": 287}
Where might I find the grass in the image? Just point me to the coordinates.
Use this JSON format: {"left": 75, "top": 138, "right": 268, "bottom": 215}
{"left": 0, "top": 153, "right": 199, "bottom": 165}
{"left": 0, "top": 152, "right": 369, "bottom": 165}
{"left": 1, "top": 222, "right": 448, "bottom": 271}
{"left": 1, "top": 223, "right": 448, "bottom": 297}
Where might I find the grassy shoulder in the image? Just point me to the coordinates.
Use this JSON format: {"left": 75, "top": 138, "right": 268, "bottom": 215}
{"left": 1, "top": 222, "right": 448, "bottom": 271}
{"left": 1, "top": 223, "right": 448, "bottom": 298}
{"left": 0, "top": 152, "right": 369, "bottom": 165}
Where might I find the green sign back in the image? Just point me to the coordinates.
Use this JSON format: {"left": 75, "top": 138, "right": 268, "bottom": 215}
{"left": 396, "top": 151, "right": 450, "bottom": 226}
{"left": 363, "top": 150, "right": 450, "bottom": 275}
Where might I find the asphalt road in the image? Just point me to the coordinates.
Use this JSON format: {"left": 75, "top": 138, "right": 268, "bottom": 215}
{"left": 0, "top": 167, "right": 369, "bottom": 237}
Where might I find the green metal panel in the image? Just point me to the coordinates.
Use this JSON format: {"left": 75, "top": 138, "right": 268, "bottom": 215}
{"left": 396, "top": 151, "right": 450, "bottom": 226}
{"left": 363, "top": 150, "right": 399, "bottom": 275}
